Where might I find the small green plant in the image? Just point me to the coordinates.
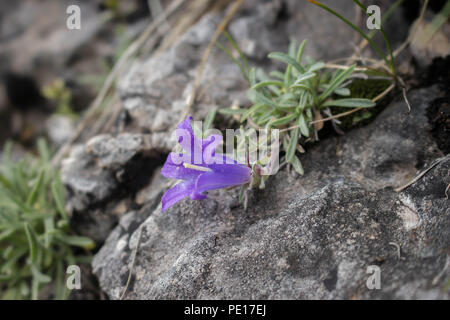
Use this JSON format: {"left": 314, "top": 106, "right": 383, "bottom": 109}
{"left": 220, "top": 40, "right": 376, "bottom": 175}
{"left": 0, "top": 139, "right": 95, "bottom": 300}
{"left": 42, "top": 79, "right": 78, "bottom": 118}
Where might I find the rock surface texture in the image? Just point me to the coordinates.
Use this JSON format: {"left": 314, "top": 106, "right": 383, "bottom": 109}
{"left": 92, "top": 83, "right": 449, "bottom": 299}
{"left": 57, "top": 0, "right": 449, "bottom": 299}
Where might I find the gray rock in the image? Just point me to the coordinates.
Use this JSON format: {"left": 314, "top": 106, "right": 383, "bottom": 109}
{"left": 61, "top": 133, "right": 171, "bottom": 242}
{"left": 118, "top": 13, "right": 247, "bottom": 137}
{"left": 45, "top": 114, "right": 76, "bottom": 147}
{"left": 0, "top": 0, "right": 102, "bottom": 77}
{"left": 92, "top": 85, "right": 449, "bottom": 299}
{"left": 117, "top": 0, "right": 409, "bottom": 154}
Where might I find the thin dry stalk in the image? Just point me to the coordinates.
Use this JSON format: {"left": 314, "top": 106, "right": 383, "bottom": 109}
{"left": 52, "top": 0, "right": 188, "bottom": 166}
{"left": 179, "top": 0, "right": 244, "bottom": 123}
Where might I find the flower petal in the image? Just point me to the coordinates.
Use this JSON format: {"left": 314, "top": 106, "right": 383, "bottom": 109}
{"left": 176, "top": 117, "right": 202, "bottom": 159}
{"left": 194, "top": 164, "right": 251, "bottom": 195}
{"left": 161, "top": 180, "right": 195, "bottom": 212}
{"left": 161, "top": 152, "right": 202, "bottom": 180}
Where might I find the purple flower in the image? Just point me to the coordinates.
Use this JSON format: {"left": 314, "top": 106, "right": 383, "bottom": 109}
{"left": 161, "top": 117, "right": 252, "bottom": 212}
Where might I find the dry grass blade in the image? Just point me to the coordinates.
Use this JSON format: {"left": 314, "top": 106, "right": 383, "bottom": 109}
{"left": 179, "top": 0, "right": 244, "bottom": 123}
{"left": 120, "top": 226, "right": 144, "bottom": 300}
{"left": 52, "top": 0, "right": 188, "bottom": 166}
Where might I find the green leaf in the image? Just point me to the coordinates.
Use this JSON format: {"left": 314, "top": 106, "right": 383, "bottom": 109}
{"left": 56, "top": 235, "right": 95, "bottom": 250}
{"left": 308, "top": 62, "right": 325, "bottom": 72}
{"left": 270, "top": 71, "right": 285, "bottom": 80}
{"left": 290, "top": 72, "right": 316, "bottom": 88}
{"left": 284, "top": 41, "right": 298, "bottom": 87}
{"left": 0, "top": 229, "right": 14, "bottom": 241}
{"left": 2, "top": 141, "right": 13, "bottom": 165}
{"left": 298, "top": 92, "right": 309, "bottom": 112}
{"left": 296, "top": 40, "right": 307, "bottom": 63}
{"left": 269, "top": 113, "right": 298, "bottom": 127}
{"left": 30, "top": 264, "right": 51, "bottom": 284}
{"left": 37, "top": 138, "right": 51, "bottom": 164}
{"left": 51, "top": 176, "right": 68, "bottom": 222}
{"left": 334, "top": 87, "right": 351, "bottom": 96}
{"left": 44, "top": 217, "right": 55, "bottom": 248}
{"left": 268, "top": 52, "right": 306, "bottom": 74}
{"left": 318, "top": 65, "right": 356, "bottom": 102}
{"left": 24, "top": 222, "right": 38, "bottom": 264}
{"left": 0, "top": 173, "right": 12, "bottom": 190}
{"left": 322, "top": 98, "right": 375, "bottom": 108}
{"left": 218, "top": 108, "right": 245, "bottom": 116}
{"left": 291, "top": 155, "right": 304, "bottom": 175}
{"left": 253, "top": 91, "right": 280, "bottom": 110}
{"left": 251, "top": 81, "right": 285, "bottom": 90}
{"left": 298, "top": 113, "right": 310, "bottom": 137}
{"left": 26, "top": 169, "right": 45, "bottom": 207}
{"left": 31, "top": 278, "right": 39, "bottom": 300}
{"left": 257, "top": 109, "right": 275, "bottom": 125}
{"left": 286, "top": 127, "right": 300, "bottom": 163}
{"left": 241, "top": 104, "right": 265, "bottom": 122}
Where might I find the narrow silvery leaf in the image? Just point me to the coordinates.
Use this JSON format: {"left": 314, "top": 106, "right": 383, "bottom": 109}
{"left": 319, "top": 65, "right": 356, "bottom": 102}
{"left": 56, "top": 235, "right": 95, "bottom": 250}
{"left": 322, "top": 98, "right": 376, "bottom": 108}
{"left": 288, "top": 40, "right": 298, "bottom": 58}
{"left": 296, "top": 40, "right": 307, "bottom": 63}
{"left": 334, "top": 87, "right": 351, "bottom": 96}
{"left": 254, "top": 91, "right": 280, "bottom": 110}
{"left": 298, "top": 92, "right": 308, "bottom": 111}
{"left": 308, "top": 62, "right": 325, "bottom": 72}
{"left": 270, "top": 113, "right": 298, "bottom": 127}
{"left": 31, "top": 264, "right": 51, "bottom": 284}
{"left": 219, "top": 108, "right": 245, "bottom": 115}
{"left": 291, "top": 72, "right": 316, "bottom": 87}
{"left": 24, "top": 222, "right": 38, "bottom": 264}
{"left": 286, "top": 127, "right": 300, "bottom": 163}
{"left": 298, "top": 113, "right": 310, "bottom": 137}
{"left": 241, "top": 104, "right": 265, "bottom": 122}
{"left": 291, "top": 155, "right": 304, "bottom": 175}
{"left": 26, "top": 169, "right": 45, "bottom": 206}
{"left": 269, "top": 52, "right": 306, "bottom": 74}
{"left": 270, "top": 71, "right": 285, "bottom": 80}
{"left": 52, "top": 176, "right": 68, "bottom": 222}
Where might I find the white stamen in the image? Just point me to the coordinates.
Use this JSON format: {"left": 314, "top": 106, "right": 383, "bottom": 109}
{"left": 183, "top": 163, "right": 212, "bottom": 172}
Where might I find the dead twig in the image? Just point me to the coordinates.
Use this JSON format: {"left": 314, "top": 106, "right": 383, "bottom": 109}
{"left": 120, "top": 226, "right": 144, "bottom": 300}
{"left": 394, "top": 155, "right": 449, "bottom": 192}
